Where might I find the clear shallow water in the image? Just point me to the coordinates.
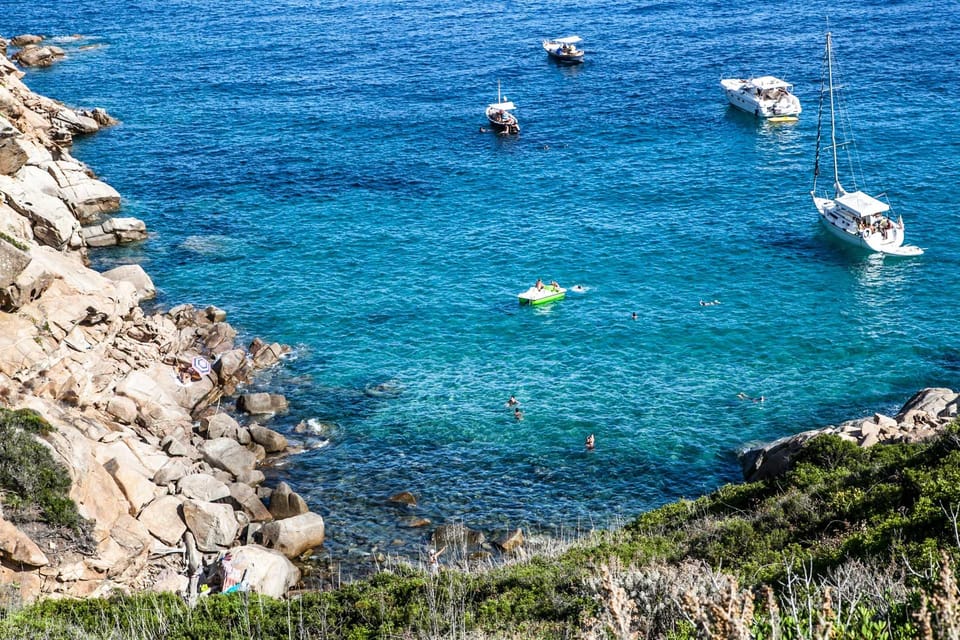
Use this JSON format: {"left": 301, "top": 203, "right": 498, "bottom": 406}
{"left": 9, "top": 0, "right": 960, "bottom": 565}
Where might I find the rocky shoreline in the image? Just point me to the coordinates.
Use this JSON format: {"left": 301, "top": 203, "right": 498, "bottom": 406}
{"left": 0, "top": 35, "right": 324, "bottom": 604}
{"left": 740, "top": 387, "right": 959, "bottom": 482}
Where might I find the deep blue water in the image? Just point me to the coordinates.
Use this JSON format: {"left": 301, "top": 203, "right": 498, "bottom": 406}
{"left": 7, "top": 0, "right": 960, "bottom": 566}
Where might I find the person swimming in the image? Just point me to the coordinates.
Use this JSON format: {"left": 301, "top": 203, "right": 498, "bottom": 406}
{"left": 506, "top": 395, "right": 519, "bottom": 407}
{"left": 585, "top": 433, "right": 595, "bottom": 450}
{"left": 514, "top": 407, "right": 524, "bottom": 421}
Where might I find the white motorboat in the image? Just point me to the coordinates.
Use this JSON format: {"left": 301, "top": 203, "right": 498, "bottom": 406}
{"left": 542, "top": 35, "right": 584, "bottom": 63}
{"left": 720, "top": 76, "right": 801, "bottom": 120}
{"left": 485, "top": 81, "right": 519, "bottom": 135}
{"left": 810, "top": 32, "right": 922, "bottom": 256}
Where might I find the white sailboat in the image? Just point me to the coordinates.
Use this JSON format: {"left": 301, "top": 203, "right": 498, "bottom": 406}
{"left": 810, "top": 32, "right": 922, "bottom": 256}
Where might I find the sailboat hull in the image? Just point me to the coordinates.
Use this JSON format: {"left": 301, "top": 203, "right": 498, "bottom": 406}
{"left": 813, "top": 195, "right": 922, "bottom": 256}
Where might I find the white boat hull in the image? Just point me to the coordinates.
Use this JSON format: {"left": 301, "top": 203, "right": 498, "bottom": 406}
{"left": 812, "top": 194, "right": 922, "bottom": 256}
{"left": 721, "top": 78, "right": 801, "bottom": 118}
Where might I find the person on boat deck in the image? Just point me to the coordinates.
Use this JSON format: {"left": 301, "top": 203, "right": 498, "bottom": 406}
{"left": 535, "top": 278, "right": 544, "bottom": 291}
{"left": 549, "top": 280, "right": 560, "bottom": 290}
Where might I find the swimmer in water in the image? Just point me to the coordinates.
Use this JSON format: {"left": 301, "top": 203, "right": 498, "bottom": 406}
{"left": 585, "top": 433, "right": 595, "bottom": 450}
{"left": 506, "top": 395, "right": 519, "bottom": 407}
{"left": 514, "top": 407, "right": 524, "bottom": 421}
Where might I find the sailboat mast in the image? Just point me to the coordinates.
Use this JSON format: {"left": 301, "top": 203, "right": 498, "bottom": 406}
{"left": 826, "top": 32, "right": 842, "bottom": 194}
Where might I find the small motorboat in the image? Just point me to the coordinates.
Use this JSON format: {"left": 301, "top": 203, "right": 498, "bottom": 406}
{"left": 485, "top": 81, "right": 519, "bottom": 134}
{"left": 542, "top": 35, "right": 584, "bottom": 63}
{"left": 720, "top": 75, "right": 801, "bottom": 119}
{"left": 518, "top": 281, "right": 566, "bottom": 305}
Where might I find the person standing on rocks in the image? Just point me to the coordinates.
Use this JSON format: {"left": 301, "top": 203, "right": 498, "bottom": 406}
{"left": 429, "top": 546, "right": 445, "bottom": 574}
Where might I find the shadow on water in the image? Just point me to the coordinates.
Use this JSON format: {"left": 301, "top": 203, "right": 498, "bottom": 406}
{"left": 544, "top": 55, "right": 586, "bottom": 76}
{"left": 722, "top": 106, "right": 767, "bottom": 130}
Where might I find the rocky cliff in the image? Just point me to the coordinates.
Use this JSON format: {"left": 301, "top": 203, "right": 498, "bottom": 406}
{"left": 0, "top": 37, "right": 323, "bottom": 605}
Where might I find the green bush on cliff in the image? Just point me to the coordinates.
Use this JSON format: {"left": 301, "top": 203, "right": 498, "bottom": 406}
{"left": 0, "top": 408, "right": 82, "bottom": 529}
{"left": 621, "top": 426, "right": 960, "bottom": 585}
{"left": 0, "top": 231, "right": 28, "bottom": 252}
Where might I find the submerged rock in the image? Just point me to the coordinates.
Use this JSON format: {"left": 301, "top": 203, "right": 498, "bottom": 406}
{"left": 388, "top": 491, "right": 417, "bottom": 507}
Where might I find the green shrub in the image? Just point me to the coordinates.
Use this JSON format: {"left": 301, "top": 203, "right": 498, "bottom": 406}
{"left": 0, "top": 408, "right": 82, "bottom": 529}
{"left": 0, "top": 231, "right": 28, "bottom": 252}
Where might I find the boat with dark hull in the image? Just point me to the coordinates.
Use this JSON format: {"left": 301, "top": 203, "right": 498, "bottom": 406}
{"left": 485, "top": 82, "right": 519, "bottom": 135}
{"left": 542, "top": 35, "right": 584, "bottom": 64}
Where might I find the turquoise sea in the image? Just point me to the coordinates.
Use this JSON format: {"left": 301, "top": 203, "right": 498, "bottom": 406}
{"left": 8, "top": 0, "right": 960, "bottom": 568}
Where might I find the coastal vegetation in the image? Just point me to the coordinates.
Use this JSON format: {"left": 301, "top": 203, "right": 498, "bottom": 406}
{"left": 4, "top": 425, "right": 960, "bottom": 638}
{"left": 0, "top": 231, "right": 28, "bottom": 252}
{"left": 0, "top": 408, "right": 83, "bottom": 530}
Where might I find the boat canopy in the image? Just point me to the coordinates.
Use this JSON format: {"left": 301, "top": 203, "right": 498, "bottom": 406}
{"left": 836, "top": 190, "right": 890, "bottom": 217}
{"left": 487, "top": 101, "right": 515, "bottom": 111}
{"left": 749, "top": 76, "right": 793, "bottom": 90}
{"left": 550, "top": 35, "right": 582, "bottom": 44}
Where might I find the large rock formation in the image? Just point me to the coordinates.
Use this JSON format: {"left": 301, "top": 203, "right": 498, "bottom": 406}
{"left": 0, "top": 48, "right": 315, "bottom": 603}
{"left": 740, "top": 388, "right": 959, "bottom": 482}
